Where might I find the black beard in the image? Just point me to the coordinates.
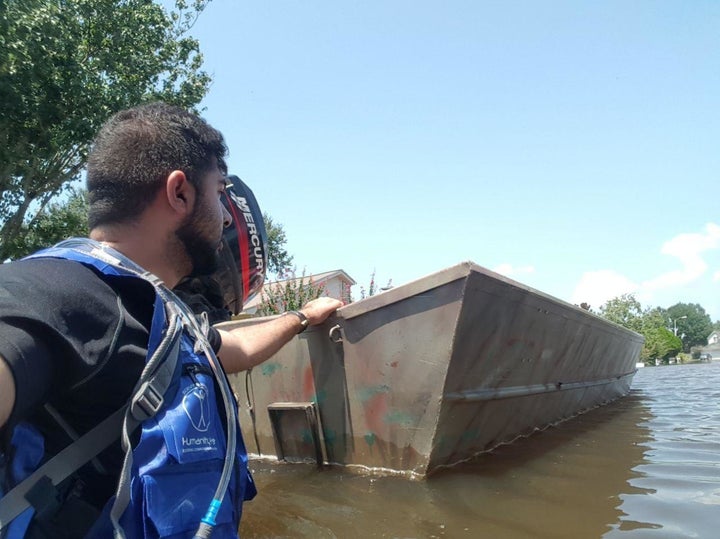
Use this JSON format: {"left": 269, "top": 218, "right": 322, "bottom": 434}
{"left": 176, "top": 217, "right": 221, "bottom": 278}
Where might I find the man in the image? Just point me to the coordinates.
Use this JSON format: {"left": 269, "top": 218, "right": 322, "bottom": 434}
{"left": 0, "top": 102, "right": 341, "bottom": 537}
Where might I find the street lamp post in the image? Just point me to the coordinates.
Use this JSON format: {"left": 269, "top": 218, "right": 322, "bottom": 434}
{"left": 669, "top": 315, "right": 688, "bottom": 336}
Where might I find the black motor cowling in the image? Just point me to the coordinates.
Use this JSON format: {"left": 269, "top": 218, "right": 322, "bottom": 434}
{"left": 216, "top": 175, "right": 268, "bottom": 314}
{"left": 175, "top": 175, "right": 268, "bottom": 322}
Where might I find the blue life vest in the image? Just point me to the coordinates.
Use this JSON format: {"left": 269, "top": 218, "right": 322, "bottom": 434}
{"left": 0, "top": 423, "right": 46, "bottom": 538}
{"left": 0, "top": 240, "right": 256, "bottom": 538}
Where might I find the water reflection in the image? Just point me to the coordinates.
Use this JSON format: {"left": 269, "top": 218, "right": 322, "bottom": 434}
{"left": 241, "top": 387, "right": 655, "bottom": 538}
{"left": 605, "top": 362, "right": 720, "bottom": 538}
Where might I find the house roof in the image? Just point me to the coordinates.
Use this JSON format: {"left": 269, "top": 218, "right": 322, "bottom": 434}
{"left": 242, "top": 269, "right": 356, "bottom": 311}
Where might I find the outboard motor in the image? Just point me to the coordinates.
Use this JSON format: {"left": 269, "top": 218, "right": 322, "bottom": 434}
{"left": 216, "top": 175, "right": 268, "bottom": 313}
{"left": 175, "top": 175, "right": 268, "bottom": 322}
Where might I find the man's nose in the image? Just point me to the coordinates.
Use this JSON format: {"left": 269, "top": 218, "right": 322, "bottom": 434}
{"left": 222, "top": 204, "right": 232, "bottom": 228}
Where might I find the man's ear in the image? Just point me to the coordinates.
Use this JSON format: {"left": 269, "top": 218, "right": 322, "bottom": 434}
{"left": 166, "top": 170, "right": 195, "bottom": 217}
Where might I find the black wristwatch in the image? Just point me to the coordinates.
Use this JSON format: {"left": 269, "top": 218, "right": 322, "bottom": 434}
{"left": 287, "top": 310, "right": 309, "bottom": 333}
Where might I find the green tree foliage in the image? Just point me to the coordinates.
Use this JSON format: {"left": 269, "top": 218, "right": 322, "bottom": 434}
{"left": 1, "top": 188, "right": 88, "bottom": 259}
{"left": 0, "top": 0, "right": 212, "bottom": 260}
{"left": 599, "top": 293, "right": 643, "bottom": 333}
{"left": 642, "top": 326, "right": 682, "bottom": 362}
{"left": 666, "top": 302, "right": 713, "bottom": 352}
{"left": 640, "top": 307, "right": 681, "bottom": 361}
{"left": 257, "top": 269, "right": 325, "bottom": 316}
{"left": 262, "top": 212, "right": 294, "bottom": 277}
{"left": 598, "top": 296, "right": 712, "bottom": 363}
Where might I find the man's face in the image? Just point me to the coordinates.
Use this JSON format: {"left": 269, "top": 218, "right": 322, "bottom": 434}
{"left": 176, "top": 164, "right": 232, "bottom": 277}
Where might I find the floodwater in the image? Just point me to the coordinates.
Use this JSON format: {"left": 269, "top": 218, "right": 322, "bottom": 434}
{"left": 239, "top": 362, "right": 720, "bottom": 538}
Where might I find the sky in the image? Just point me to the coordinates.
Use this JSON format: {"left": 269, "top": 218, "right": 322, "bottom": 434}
{"left": 188, "top": 1, "right": 720, "bottom": 320}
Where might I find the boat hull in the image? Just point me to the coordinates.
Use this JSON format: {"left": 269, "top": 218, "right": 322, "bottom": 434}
{"left": 222, "top": 262, "right": 643, "bottom": 477}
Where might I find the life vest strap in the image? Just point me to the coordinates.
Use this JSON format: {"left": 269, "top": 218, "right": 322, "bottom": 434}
{"left": 0, "top": 407, "right": 125, "bottom": 529}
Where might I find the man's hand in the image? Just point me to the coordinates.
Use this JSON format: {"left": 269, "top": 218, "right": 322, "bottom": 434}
{"left": 298, "top": 297, "right": 344, "bottom": 327}
{"left": 217, "top": 296, "right": 344, "bottom": 374}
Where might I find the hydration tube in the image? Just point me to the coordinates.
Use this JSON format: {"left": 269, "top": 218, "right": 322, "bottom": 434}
{"left": 172, "top": 300, "right": 238, "bottom": 539}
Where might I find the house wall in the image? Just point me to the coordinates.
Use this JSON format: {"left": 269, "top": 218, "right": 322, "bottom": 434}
{"left": 322, "top": 278, "right": 350, "bottom": 301}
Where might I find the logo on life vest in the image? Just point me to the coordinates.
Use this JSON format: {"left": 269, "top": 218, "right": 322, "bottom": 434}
{"left": 182, "top": 383, "right": 211, "bottom": 432}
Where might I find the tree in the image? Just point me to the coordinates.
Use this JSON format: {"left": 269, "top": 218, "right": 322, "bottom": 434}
{"left": 666, "top": 303, "right": 713, "bottom": 352}
{"left": 599, "top": 294, "right": 643, "bottom": 333}
{"left": 599, "top": 295, "right": 714, "bottom": 363}
{"left": 642, "top": 326, "right": 682, "bottom": 362}
{"left": 263, "top": 212, "right": 294, "bottom": 277}
{"left": 640, "top": 307, "right": 681, "bottom": 362}
{"left": 1, "top": 188, "right": 88, "bottom": 259}
{"left": 0, "top": 0, "right": 212, "bottom": 260}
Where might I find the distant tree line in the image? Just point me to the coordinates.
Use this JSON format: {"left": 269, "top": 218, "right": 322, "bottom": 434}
{"left": 586, "top": 294, "right": 715, "bottom": 364}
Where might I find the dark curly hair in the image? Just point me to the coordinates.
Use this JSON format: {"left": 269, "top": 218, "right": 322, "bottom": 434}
{"left": 86, "top": 102, "right": 227, "bottom": 229}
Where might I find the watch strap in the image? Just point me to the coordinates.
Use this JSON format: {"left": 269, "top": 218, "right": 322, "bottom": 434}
{"left": 287, "top": 310, "right": 309, "bottom": 333}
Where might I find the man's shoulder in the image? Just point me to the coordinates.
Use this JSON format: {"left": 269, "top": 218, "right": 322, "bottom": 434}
{"left": 0, "top": 259, "right": 115, "bottom": 329}
{"left": 3, "top": 255, "right": 94, "bottom": 272}
{"left": 2, "top": 255, "right": 150, "bottom": 288}
{"left": 0, "top": 255, "right": 152, "bottom": 316}
{"left": 0, "top": 253, "right": 156, "bottom": 333}
{"left": 1, "top": 256, "right": 105, "bottom": 290}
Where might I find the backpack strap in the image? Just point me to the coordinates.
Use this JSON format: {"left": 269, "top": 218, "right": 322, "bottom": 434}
{"left": 0, "top": 239, "right": 184, "bottom": 534}
{"left": 0, "top": 407, "right": 124, "bottom": 528}
{"left": 109, "top": 301, "right": 184, "bottom": 538}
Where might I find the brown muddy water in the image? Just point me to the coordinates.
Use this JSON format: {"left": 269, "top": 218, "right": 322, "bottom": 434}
{"left": 239, "top": 362, "right": 720, "bottom": 538}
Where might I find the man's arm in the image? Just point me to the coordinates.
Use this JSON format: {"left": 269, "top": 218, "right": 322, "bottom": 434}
{"left": 0, "top": 355, "right": 16, "bottom": 428}
{"left": 217, "top": 297, "right": 342, "bottom": 374}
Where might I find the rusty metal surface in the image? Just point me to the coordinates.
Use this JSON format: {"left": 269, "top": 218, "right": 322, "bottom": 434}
{"left": 221, "top": 262, "right": 643, "bottom": 477}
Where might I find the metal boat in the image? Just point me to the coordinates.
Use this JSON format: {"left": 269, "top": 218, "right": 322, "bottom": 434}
{"left": 221, "top": 261, "right": 643, "bottom": 477}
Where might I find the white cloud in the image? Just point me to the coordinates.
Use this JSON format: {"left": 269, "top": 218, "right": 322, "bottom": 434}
{"left": 571, "top": 270, "right": 637, "bottom": 309}
{"left": 642, "top": 222, "right": 720, "bottom": 291}
{"left": 570, "top": 223, "right": 720, "bottom": 311}
{"left": 493, "top": 263, "right": 535, "bottom": 277}
{"left": 642, "top": 223, "right": 720, "bottom": 294}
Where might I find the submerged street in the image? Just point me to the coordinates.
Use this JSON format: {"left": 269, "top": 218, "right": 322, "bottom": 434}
{"left": 241, "top": 362, "right": 720, "bottom": 538}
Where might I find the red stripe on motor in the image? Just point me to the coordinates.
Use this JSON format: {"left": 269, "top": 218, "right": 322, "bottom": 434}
{"left": 224, "top": 192, "right": 251, "bottom": 303}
